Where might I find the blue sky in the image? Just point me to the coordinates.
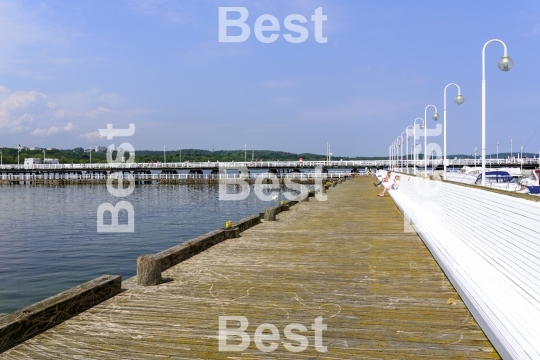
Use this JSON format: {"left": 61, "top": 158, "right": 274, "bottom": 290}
{"left": 0, "top": 0, "right": 539, "bottom": 157}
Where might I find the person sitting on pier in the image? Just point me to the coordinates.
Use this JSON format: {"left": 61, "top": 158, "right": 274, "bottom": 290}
{"left": 377, "top": 175, "right": 400, "bottom": 197}
{"left": 374, "top": 171, "right": 390, "bottom": 187}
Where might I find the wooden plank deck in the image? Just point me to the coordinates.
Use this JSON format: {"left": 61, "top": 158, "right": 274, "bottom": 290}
{"left": 1, "top": 177, "right": 499, "bottom": 359}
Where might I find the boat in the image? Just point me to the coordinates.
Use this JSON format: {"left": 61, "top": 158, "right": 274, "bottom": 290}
{"left": 474, "top": 171, "right": 527, "bottom": 192}
{"left": 520, "top": 169, "right": 540, "bottom": 195}
{"left": 446, "top": 166, "right": 523, "bottom": 185}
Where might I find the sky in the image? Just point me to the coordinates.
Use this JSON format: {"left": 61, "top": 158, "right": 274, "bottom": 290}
{"left": 0, "top": 0, "right": 539, "bottom": 157}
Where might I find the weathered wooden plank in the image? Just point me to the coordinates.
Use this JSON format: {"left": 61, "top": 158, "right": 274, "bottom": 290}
{"left": 1, "top": 178, "right": 499, "bottom": 359}
{"left": 0, "top": 275, "right": 121, "bottom": 353}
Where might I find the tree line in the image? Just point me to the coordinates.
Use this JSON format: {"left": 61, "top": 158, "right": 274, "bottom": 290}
{"left": 0, "top": 147, "right": 388, "bottom": 164}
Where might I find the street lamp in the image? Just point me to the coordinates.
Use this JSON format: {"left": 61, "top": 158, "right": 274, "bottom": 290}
{"left": 497, "top": 141, "right": 499, "bottom": 162}
{"left": 394, "top": 140, "right": 398, "bottom": 170}
{"left": 390, "top": 142, "right": 394, "bottom": 170}
{"left": 424, "top": 105, "right": 440, "bottom": 176}
{"left": 399, "top": 132, "right": 405, "bottom": 171}
{"left": 413, "top": 117, "right": 424, "bottom": 174}
{"left": 326, "top": 142, "right": 329, "bottom": 162}
{"left": 388, "top": 145, "right": 392, "bottom": 170}
{"left": 475, "top": 147, "right": 477, "bottom": 166}
{"left": 481, "top": 39, "right": 513, "bottom": 186}
{"left": 329, "top": 144, "right": 331, "bottom": 162}
{"left": 0, "top": 150, "right": 2, "bottom": 165}
{"left": 179, "top": 147, "right": 181, "bottom": 163}
{"left": 405, "top": 125, "right": 413, "bottom": 173}
{"left": 164, "top": 145, "right": 166, "bottom": 164}
{"left": 395, "top": 141, "right": 398, "bottom": 170}
{"left": 443, "top": 83, "right": 465, "bottom": 180}
{"left": 43, "top": 149, "right": 46, "bottom": 164}
{"left": 251, "top": 146, "right": 254, "bottom": 161}
{"left": 17, "top": 145, "right": 21, "bottom": 166}
{"left": 244, "top": 144, "right": 247, "bottom": 163}
{"left": 431, "top": 147, "right": 435, "bottom": 175}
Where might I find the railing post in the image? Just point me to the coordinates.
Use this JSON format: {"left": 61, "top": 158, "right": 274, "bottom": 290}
{"left": 136, "top": 254, "right": 161, "bottom": 286}
{"left": 264, "top": 207, "right": 276, "bottom": 221}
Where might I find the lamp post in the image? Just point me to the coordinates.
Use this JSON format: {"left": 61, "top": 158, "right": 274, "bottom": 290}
{"left": 415, "top": 140, "right": 419, "bottom": 170}
{"left": 475, "top": 147, "right": 477, "bottom": 166}
{"left": 395, "top": 140, "right": 398, "bottom": 170}
{"left": 179, "top": 147, "right": 181, "bottom": 163}
{"left": 326, "top": 142, "right": 329, "bottom": 162}
{"left": 399, "top": 132, "right": 405, "bottom": 172}
{"left": 424, "top": 105, "right": 440, "bottom": 176}
{"left": 390, "top": 142, "right": 394, "bottom": 170}
{"left": 413, "top": 117, "right": 424, "bottom": 174}
{"left": 388, "top": 145, "right": 392, "bottom": 170}
{"left": 164, "top": 145, "right": 166, "bottom": 164}
{"left": 481, "top": 39, "right": 513, "bottom": 186}
{"left": 431, "top": 147, "right": 435, "bottom": 175}
{"left": 43, "top": 149, "right": 46, "bottom": 163}
{"left": 497, "top": 141, "right": 499, "bottom": 163}
{"left": 251, "top": 146, "right": 254, "bottom": 161}
{"left": 443, "top": 83, "right": 465, "bottom": 180}
{"left": 244, "top": 144, "right": 246, "bottom": 163}
{"left": 329, "top": 144, "right": 331, "bottom": 162}
{"left": 17, "top": 145, "right": 21, "bottom": 166}
{"left": 394, "top": 139, "right": 398, "bottom": 171}
{"left": 521, "top": 146, "right": 524, "bottom": 171}
{"left": 0, "top": 150, "right": 2, "bottom": 165}
{"left": 405, "top": 125, "right": 413, "bottom": 173}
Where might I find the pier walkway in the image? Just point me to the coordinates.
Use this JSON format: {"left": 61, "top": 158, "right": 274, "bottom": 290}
{"left": 1, "top": 177, "right": 498, "bottom": 359}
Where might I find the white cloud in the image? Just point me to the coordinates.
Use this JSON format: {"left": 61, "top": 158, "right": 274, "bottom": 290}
{"left": 0, "top": 84, "right": 155, "bottom": 140}
{"left": 86, "top": 106, "right": 111, "bottom": 118}
{"left": 32, "top": 122, "right": 74, "bottom": 136}
{"left": 0, "top": 90, "right": 47, "bottom": 131}
{"left": 32, "top": 126, "right": 60, "bottom": 136}
{"left": 64, "top": 122, "right": 74, "bottom": 132}
{"left": 96, "top": 93, "right": 123, "bottom": 105}
{"left": 79, "top": 131, "right": 104, "bottom": 139}
{"left": 32, "top": 123, "right": 74, "bottom": 136}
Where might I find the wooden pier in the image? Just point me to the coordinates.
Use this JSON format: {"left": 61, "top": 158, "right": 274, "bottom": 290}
{"left": 1, "top": 177, "right": 499, "bottom": 359}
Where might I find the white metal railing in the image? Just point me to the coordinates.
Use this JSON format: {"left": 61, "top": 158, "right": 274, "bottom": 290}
{"left": 390, "top": 174, "right": 540, "bottom": 359}
{"left": 0, "top": 171, "right": 358, "bottom": 181}
{"left": 0, "top": 158, "right": 538, "bottom": 171}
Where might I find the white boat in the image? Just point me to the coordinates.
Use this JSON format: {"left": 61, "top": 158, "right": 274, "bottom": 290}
{"left": 446, "top": 167, "right": 528, "bottom": 193}
{"left": 520, "top": 169, "right": 540, "bottom": 195}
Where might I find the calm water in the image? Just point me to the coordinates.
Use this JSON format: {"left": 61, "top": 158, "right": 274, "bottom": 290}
{"left": 0, "top": 184, "right": 282, "bottom": 313}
